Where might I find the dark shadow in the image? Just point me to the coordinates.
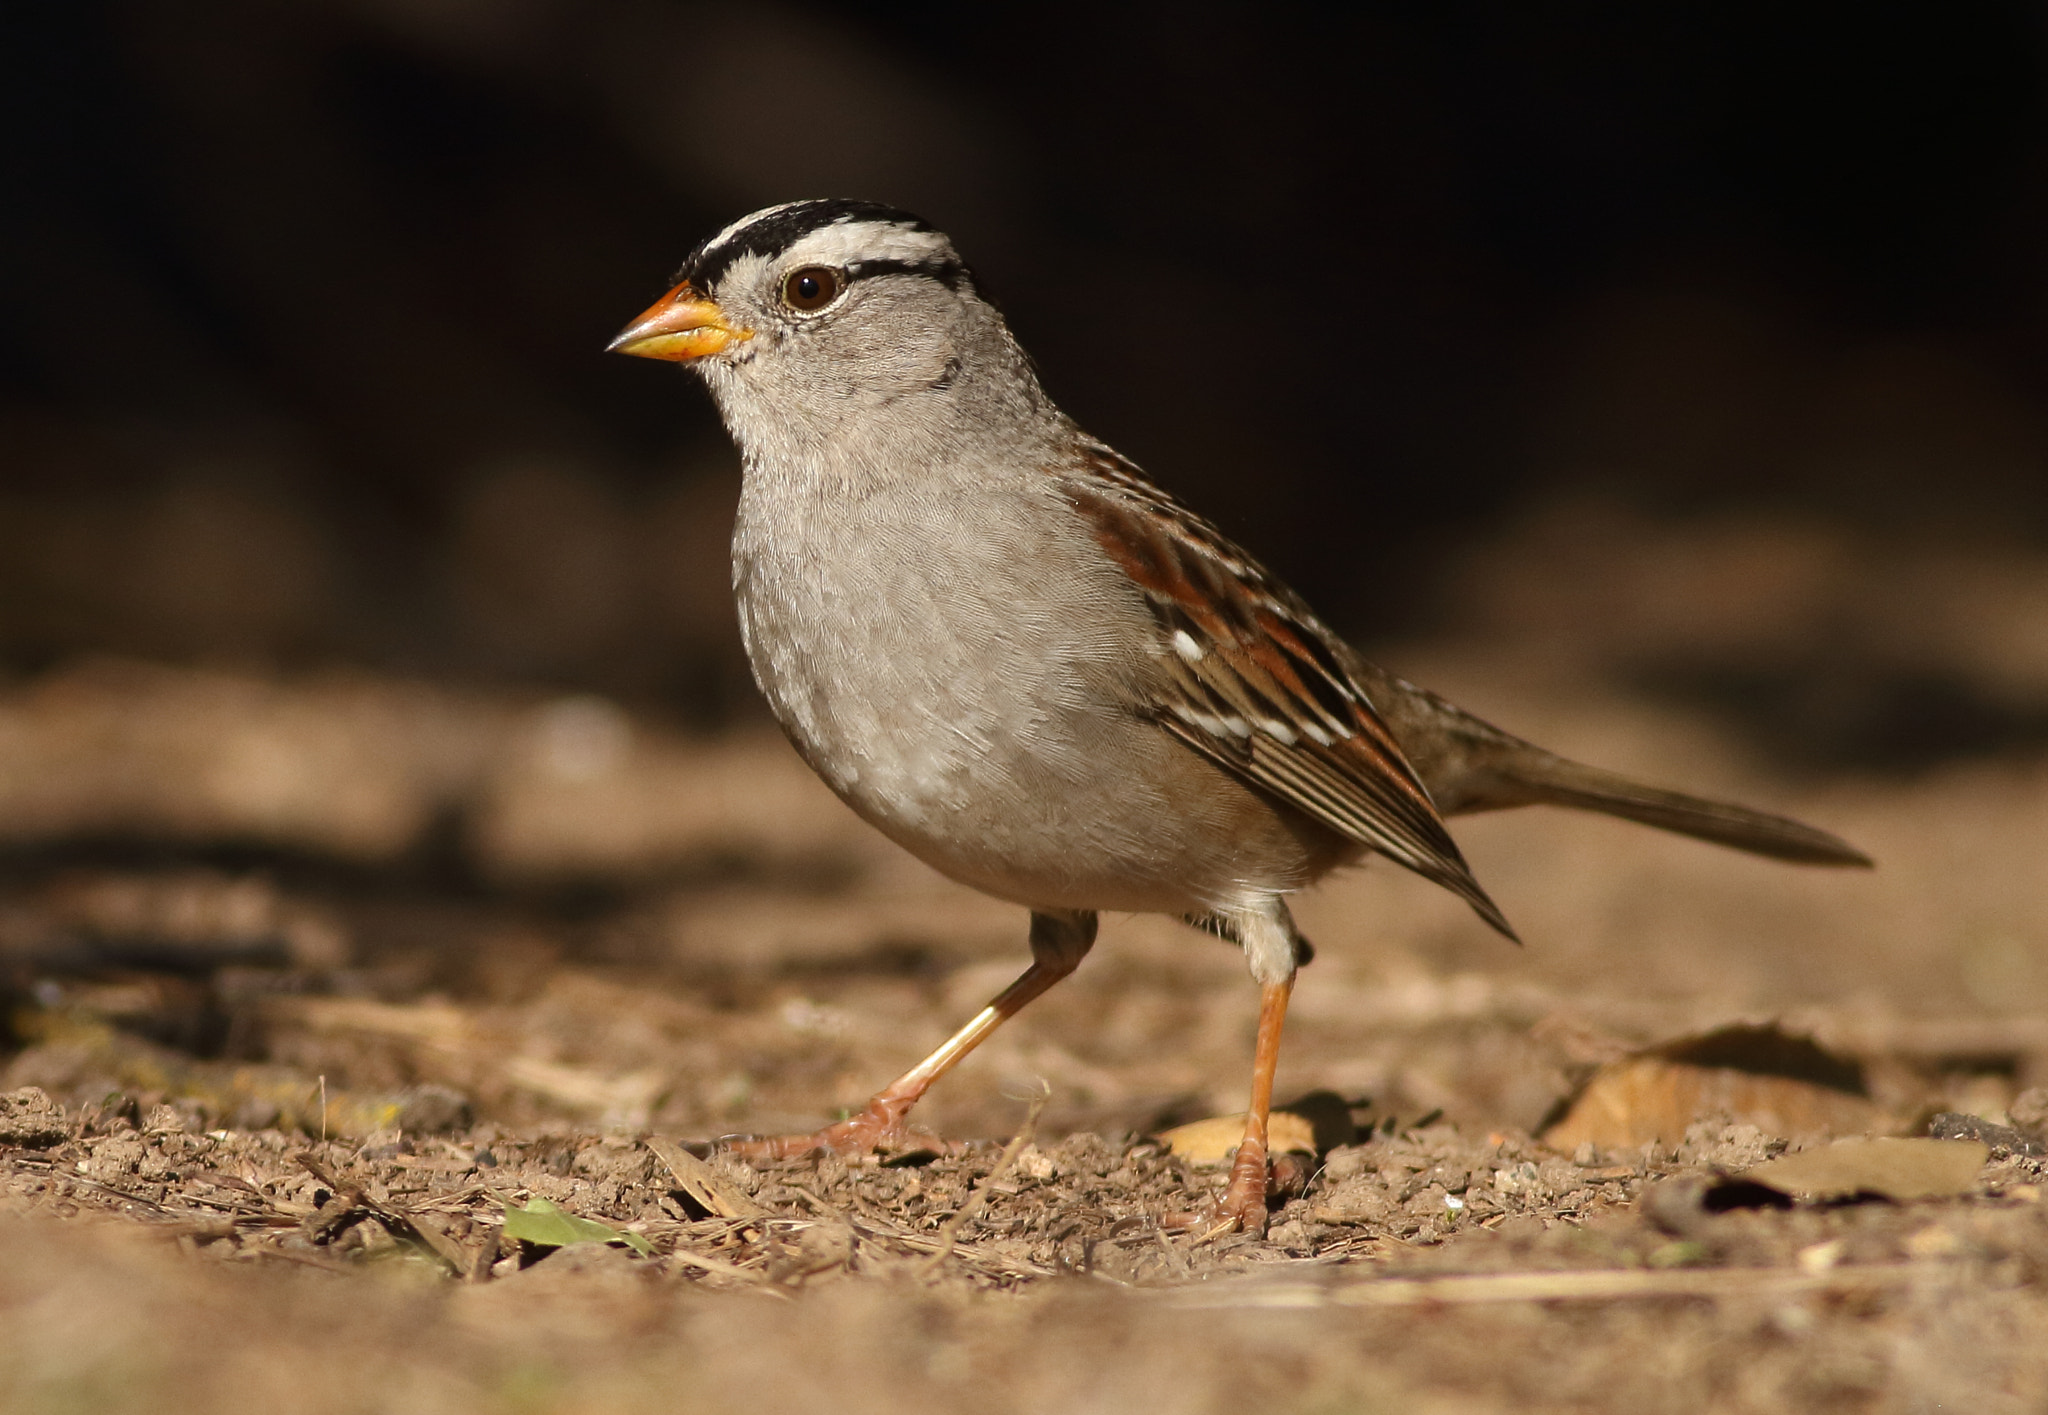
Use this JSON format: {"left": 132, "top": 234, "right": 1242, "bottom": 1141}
{"left": 1637, "top": 661, "right": 2048, "bottom": 776}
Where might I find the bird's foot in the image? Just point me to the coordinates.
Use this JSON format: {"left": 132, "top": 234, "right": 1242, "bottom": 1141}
{"left": 1209, "top": 1135, "right": 1276, "bottom": 1234}
{"left": 721, "top": 1094, "right": 965, "bottom": 1162}
{"left": 1165, "top": 1137, "right": 1278, "bottom": 1237}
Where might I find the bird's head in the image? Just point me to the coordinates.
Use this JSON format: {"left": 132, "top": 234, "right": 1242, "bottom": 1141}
{"left": 609, "top": 201, "right": 1031, "bottom": 446}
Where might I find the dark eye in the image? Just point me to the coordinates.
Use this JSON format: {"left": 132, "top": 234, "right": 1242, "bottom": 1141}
{"left": 782, "top": 265, "right": 844, "bottom": 312}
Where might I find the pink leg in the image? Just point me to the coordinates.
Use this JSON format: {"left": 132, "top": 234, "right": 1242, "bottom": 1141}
{"left": 725, "top": 911, "right": 1095, "bottom": 1160}
{"left": 1211, "top": 977, "right": 1294, "bottom": 1233}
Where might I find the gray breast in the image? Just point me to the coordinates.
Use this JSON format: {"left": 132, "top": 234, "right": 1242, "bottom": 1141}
{"left": 730, "top": 464, "right": 1336, "bottom": 915}
{"left": 734, "top": 468, "right": 1126, "bottom": 799}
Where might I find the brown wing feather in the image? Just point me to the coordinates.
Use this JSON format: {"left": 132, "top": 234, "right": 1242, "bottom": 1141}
{"left": 1060, "top": 443, "right": 1516, "bottom": 940}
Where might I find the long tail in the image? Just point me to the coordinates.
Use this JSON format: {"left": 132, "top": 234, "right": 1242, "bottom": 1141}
{"left": 1446, "top": 743, "right": 1872, "bottom": 865}
{"left": 1355, "top": 666, "right": 1873, "bottom": 868}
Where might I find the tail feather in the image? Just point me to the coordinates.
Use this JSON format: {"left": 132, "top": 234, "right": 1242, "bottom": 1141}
{"left": 1466, "top": 749, "right": 1873, "bottom": 867}
{"left": 1351, "top": 663, "right": 1874, "bottom": 869}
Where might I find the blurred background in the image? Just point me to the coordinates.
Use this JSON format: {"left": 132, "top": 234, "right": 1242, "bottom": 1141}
{"left": 4, "top": 0, "right": 2046, "bottom": 753}
{"left": 4, "top": 0, "right": 2048, "bottom": 1144}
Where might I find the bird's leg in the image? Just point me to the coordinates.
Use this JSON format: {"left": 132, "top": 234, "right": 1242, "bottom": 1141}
{"left": 1210, "top": 976, "right": 1295, "bottom": 1233}
{"left": 723, "top": 910, "right": 1096, "bottom": 1161}
{"left": 1171, "top": 900, "right": 1305, "bottom": 1235}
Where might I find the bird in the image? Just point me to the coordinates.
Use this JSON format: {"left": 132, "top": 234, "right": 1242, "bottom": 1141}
{"left": 608, "top": 199, "right": 1871, "bottom": 1232}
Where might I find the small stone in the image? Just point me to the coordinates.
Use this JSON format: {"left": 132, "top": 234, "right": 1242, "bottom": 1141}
{"left": 2009, "top": 1088, "right": 2048, "bottom": 1132}
{"left": 1318, "top": 1146, "right": 1377, "bottom": 1183}
{"left": 1796, "top": 1239, "right": 1843, "bottom": 1274}
{"left": 1905, "top": 1225, "right": 1963, "bottom": 1259}
{"left": 0, "top": 1088, "right": 68, "bottom": 1148}
{"left": 1017, "top": 1146, "right": 1057, "bottom": 1181}
{"left": 1492, "top": 1161, "right": 1540, "bottom": 1196}
{"left": 1405, "top": 1183, "right": 1451, "bottom": 1217}
{"left": 1927, "top": 1112, "right": 2043, "bottom": 1157}
{"left": 1311, "top": 1181, "right": 1393, "bottom": 1226}
{"left": 1266, "top": 1219, "right": 1310, "bottom": 1250}
{"left": 143, "top": 1104, "right": 186, "bottom": 1135}
{"left": 80, "top": 1135, "right": 148, "bottom": 1182}
{"left": 394, "top": 1085, "right": 471, "bottom": 1136}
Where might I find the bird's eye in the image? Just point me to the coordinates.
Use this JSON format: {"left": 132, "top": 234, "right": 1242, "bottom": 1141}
{"left": 781, "top": 265, "right": 844, "bottom": 312}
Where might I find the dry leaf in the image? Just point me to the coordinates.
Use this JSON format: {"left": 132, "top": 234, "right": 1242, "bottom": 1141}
{"left": 647, "top": 1138, "right": 769, "bottom": 1219}
{"left": 1542, "top": 1024, "right": 1884, "bottom": 1150}
{"left": 1738, "top": 1138, "right": 1988, "bottom": 1201}
{"left": 1157, "top": 1111, "right": 1317, "bottom": 1164}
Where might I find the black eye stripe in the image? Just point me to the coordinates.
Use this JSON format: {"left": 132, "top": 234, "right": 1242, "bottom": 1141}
{"left": 845, "top": 257, "right": 968, "bottom": 291}
{"left": 778, "top": 258, "right": 974, "bottom": 319}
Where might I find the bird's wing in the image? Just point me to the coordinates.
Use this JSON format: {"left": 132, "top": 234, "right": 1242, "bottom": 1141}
{"left": 1059, "top": 443, "right": 1516, "bottom": 940}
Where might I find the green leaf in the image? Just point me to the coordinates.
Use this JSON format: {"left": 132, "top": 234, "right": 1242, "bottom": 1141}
{"left": 1646, "top": 1240, "right": 1707, "bottom": 1269}
{"left": 501, "top": 1198, "right": 653, "bottom": 1257}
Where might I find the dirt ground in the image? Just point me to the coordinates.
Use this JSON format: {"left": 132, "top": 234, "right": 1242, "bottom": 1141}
{"left": 6, "top": 505, "right": 2048, "bottom": 1413}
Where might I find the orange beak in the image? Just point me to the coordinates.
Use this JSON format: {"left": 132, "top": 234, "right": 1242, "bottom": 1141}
{"left": 605, "top": 282, "right": 749, "bottom": 361}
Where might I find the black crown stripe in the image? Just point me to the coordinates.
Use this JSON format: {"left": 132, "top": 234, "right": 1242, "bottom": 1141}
{"left": 677, "top": 199, "right": 933, "bottom": 289}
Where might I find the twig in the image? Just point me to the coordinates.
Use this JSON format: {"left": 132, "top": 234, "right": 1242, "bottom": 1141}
{"left": 784, "top": 1185, "right": 846, "bottom": 1222}
{"left": 407, "top": 1182, "right": 491, "bottom": 1213}
{"left": 291, "top": 1153, "right": 466, "bottom": 1275}
{"left": 667, "top": 1247, "right": 770, "bottom": 1283}
{"left": 56, "top": 1173, "right": 173, "bottom": 1214}
{"left": 1167, "top": 1262, "right": 1948, "bottom": 1310}
{"left": 844, "top": 1213, "right": 1054, "bottom": 1278}
{"left": 919, "top": 1083, "right": 1050, "bottom": 1277}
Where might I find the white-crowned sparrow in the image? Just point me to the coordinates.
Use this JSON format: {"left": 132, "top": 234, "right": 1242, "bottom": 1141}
{"left": 609, "top": 199, "right": 1869, "bottom": 1231}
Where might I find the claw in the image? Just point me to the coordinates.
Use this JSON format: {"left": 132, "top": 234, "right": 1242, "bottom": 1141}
{"left": 1161, "top": 1143, "right": 1279, "bottom": 1237}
